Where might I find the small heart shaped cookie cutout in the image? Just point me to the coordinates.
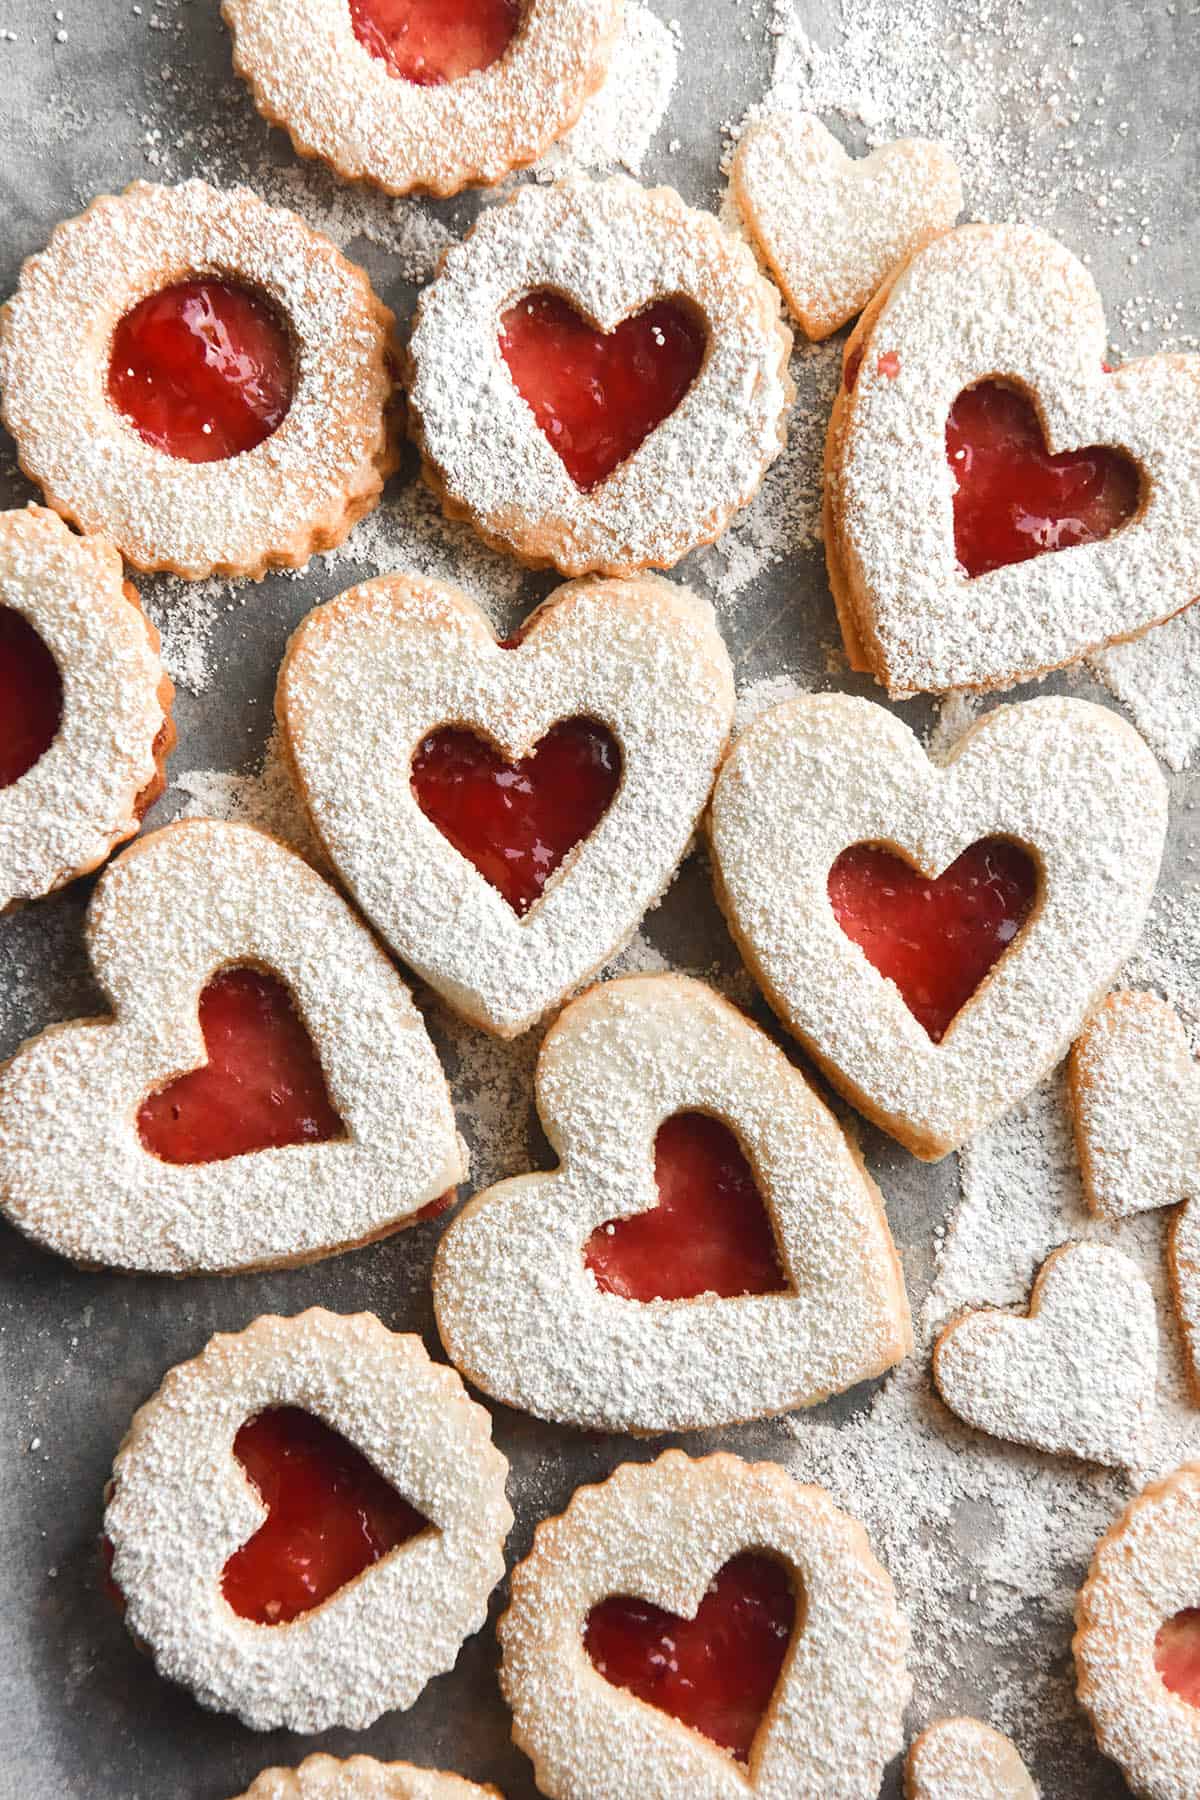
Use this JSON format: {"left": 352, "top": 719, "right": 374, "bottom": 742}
{"left": 906, "top": 1718, "right": 1037, "bottom": 1800}
{"left": 0, "top": 603, "right": 62, "bottom": 787}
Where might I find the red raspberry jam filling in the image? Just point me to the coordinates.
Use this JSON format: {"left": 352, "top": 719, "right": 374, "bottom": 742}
{"left": 584, "top": 1111, "right": 788, "bottom": 1302}
{"left": 498, "top": 291, "right": 708, "bottom": 492}
{"left": 828, "top": 838, "right": 1038, "bottom": 1044}
{"left": 946, "top": 379, "right": 1140, "bottom": 577}
{"left": 584, "top": 1552, "right": 796, "bottom": 1762}
{"left": 0, "top": 607, "right": 63, "bottom": 788}
{"left": 410, "top": 717, "right": 622, "bottom": 916}
{"left": 350, "top": 0, "right": 520, "bottom": 83}
{"left": 137, "top": 966, "right": 342, "bottom": 1164}
{"left": 108, "top": 279, "right": 294, "bottom": 463}
{"left": 221, "top": 1407, "right": 429, "bottom": 1625}
{"left": 1156, "top": 1607, "right": 1200, "bottom": 1707}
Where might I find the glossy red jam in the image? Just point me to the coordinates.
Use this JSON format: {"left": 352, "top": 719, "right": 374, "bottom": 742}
{"left": 584, "top": 1553, "right": 796, "bottom": 1762}
{"left": 221, "top": 1407, "right": 428, "bottom": 1625}
{"left": 946, "top": 379, "right": 1140, "bottom": 577}
{"left": 584, "top": 1111, "right": 787, "bottom": 1302}
{"left": 0, "top": 607, "right": 63, "bottom": 788}
{"left": 410, "top": 717, "right": 622, "bottom": 916}
{"left": 828, "top": 838, "right": 1038, "bottom": 1043}
{"left": 349, "top": 0, "right": 520, "bottom": 83}
{"left": 1156, "top": 1608, "right": 1200, "bottom": 1706}
{"left": 109, "top": 279, "right": 293, "bottom": 463}
{"left": 137, "top": 967, "right": 342, "bottom": 1164}
{"left": 498, "top": 291, "right": 707, "bottom": 492}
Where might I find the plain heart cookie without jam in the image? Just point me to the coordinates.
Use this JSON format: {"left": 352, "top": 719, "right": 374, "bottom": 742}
{"left": 708, "top": 692, "right": 1166, "bottom": 1160}
{"left": 104, "top": 1310, "right": 512, "bottom": 1733}
{"left": 433, "top": 973, "right": 911, "bottom": 1434}
{"left": 0, "top": 180, "right": 397, "bottom": 580}
{"left": 823, "top": 222, "right": 1200, "bottom": 695}
{"left": 905, "top": 1719, "right": 1038, "bottom": 1799}
{"left": 731, "top": 113, "right": 962, "bottom": 341}
{"left": 406, "top": 175, "right": 794, "bottom": 577}
{"left": 0, "top": 505, "right": 174, "bottom": 912}
{"left": 0, "top": 818, "right": 465, "bottom": 1273}
{"left": 932, "top": 1243, "right": 1157, "bottom": 1469}
{"left": 499, "top": 1450, "right": 910, "bottom": 1800}
{"left": 223, "top": 0, "right": 620, "bottom": 197}
{"left": 230, "top": 1756, "right": 502, "bottom": 1799}
{"left": 277, "top": 570, "right": 735, "bottom": 1038}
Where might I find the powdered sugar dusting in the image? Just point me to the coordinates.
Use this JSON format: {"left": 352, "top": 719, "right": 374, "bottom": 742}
{"left": 172, "top": 724, "right": 327, "bottom": 868}
{"left": 1090, "top": 607, "right": 1200, "bottom": 772}
{"left": 538, "top": 2, "right": 679, "bottom": 179}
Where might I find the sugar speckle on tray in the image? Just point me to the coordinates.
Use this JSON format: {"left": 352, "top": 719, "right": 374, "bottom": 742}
{"left": 537, "top": 0, "right": 679, "bottom": 179}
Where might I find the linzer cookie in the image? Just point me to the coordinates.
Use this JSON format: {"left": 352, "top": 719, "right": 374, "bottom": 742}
{"left": 230, "top": 1759, "right": 501, "bottom": 1800}
{"left": 708, "top": 693, "right": 1165, "bottom": 1159}
{"left": 0, "top": 180, "right": 396, "bottom": 579}
{"left": 824, "top": 223, "right": 1200, "bottom": 694}
{"left": 406, "top": 176, "right": 793, "bottom": 576}
{"left": 104, "top": 1310, "right": 512, "bottom": 1732}
{"left": 0, "top": 505, "right": 173, "bottom": 912}
{"left": 0, "top": 819, "right": 465, "bottom": 1273}
{"left": 905, "top": 1719, "right": 1037, "bottom": 1799}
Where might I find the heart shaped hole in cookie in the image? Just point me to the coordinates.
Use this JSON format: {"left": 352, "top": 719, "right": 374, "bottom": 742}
{"left": 1155, "top": 1607, "right": 1200, "bottom": 1706}
{"left": 0, "top": 607, "right": 63, "bottom": 788}
{"left": 137, "top": 966, "right": 344, "bottom": 1164}
{"left": 498, "top": 291, "right": 708, "bottom": 492}
{"left": 221, "top": 1406, "right": 432, "bottom": 1625}
{"left": 584, "top": 1551, "right": 798, "bottom": 1762}
{"left": 828, "top": 837, "right": 1038, "bottom": 1043}
{"left": 410, "top": 717, "right": 622, "bottom": 916}
{"left": 946, "top": 379, "right": 1141, "bottom": 578}
{"left": 349, "top": 0, "right": 520, "bottom": 84}
{"left": 584, "top": 1111, "right": 789, "bottom": 1302}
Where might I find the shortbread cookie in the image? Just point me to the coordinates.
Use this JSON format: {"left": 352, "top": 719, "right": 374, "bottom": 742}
{"left": 932, "top": 1243, "right": 1156, "bottom": 1467}
{"left": 278, "top": 571, "right": 735, "bottom": 1038}
{"left": 105, "top": 1310, "right": 511, "bottom": 1732}
{"left": 1075, "top": 1462, "right": 1200, "bottom": 1800}
{"left": 0, "top": 819, "right": 465, "bottom": 1273}
{"left": 499, "top": 1450, "right": 910, "bottom": 1799}
{"left": 732, "top": 113, "right": 961, "bottom": 340}
{"left": 905, "top": 1719, "right": 1037, "bottom": 1799}
{"left": 0, "top": 505, "right": 173, "bottom": 911}
{"left": 708, "top": 693, "right": 1165, "bottom": 1159}
{"left": 224, "top": 0, "right": 621, "bottom": 197}
{"left": 407, "top": 176, "right": 793, "bottom": 576}
{"left": 0, "top": 180, "right": 396, "bottom": 580}
{"left": 232, "top": 1758, "right": 501, "bottom": 1799}
{"left": 434, "top": 973, "right": 911, "bottom": 1433}
{"left": 823, "top": 223, "right": 1200, "bottom": 694}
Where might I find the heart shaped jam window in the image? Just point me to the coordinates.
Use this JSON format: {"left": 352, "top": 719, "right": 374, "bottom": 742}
{"left": 221, "top": 1407, "right": 431, "bottom": 1624}
{"left": 1156, "top": 1607, "right": 1200, "bottom": 1707}
{"left": 0, "top": 607, "right": 63, "bottom": 788}
{"left": 410, "top": 717, "right": 622, "bottom": 916}
{"left": 109, "top": 279, "right": 294, "bottom": 463}
{"left": 828, "top": 838, "right": 1038, "bottom": 1043}
{"left": 584, "top": 1111, "right": 788, "bottom": 1302}
{"left": 584, "top": 1552, "right": 797, "bottom": 1762}
{"left": 137, "top": 966, "right": 343, "bottom": 1164}
{"left": 499, "top": 291, "right": 708, "bottom": 492}
{"left": 350, "top": 0, "right": 520, "bottom": 83}
{"left": 946, "top": 379, "right": 1140, "bottom": 577}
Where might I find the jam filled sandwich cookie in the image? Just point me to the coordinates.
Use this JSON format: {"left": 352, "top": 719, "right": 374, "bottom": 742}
{"left": 230, "top": 1757, "right": 501, "bottom": 1800}
{"left": 0, "top": 505, "right": 173, "bottom": 912}
{"left": 731, "top": 113, "right": 961, "bottom": 341}
{"left": 905, "top": 1719, "right": 1037, "bottom": 1800}
{"left": 223, "top": 0, "right": 621, "bottom": 198}
{"left": 278, "top": 571, "right": 735, "bottom": 1038}
{"left": 499, "top": 1450, "right": 911, "bottom": 1800}
{"left": 104, "top": 1310, "right": 512, "bottom": 1732}
{"left": 407, "top": 176, "right": 794, "bottom": 577}
{"left": 0, "top": 819, "right": 465, "bottom": 1274}
{"left": 824, "top": 223, "right": 1200, "bottom": 695}
{"left": 433, "top": 974, "right": 911, "bottom": 1434}
{"left": 0, "top": 179, "right": 397, "bottom": 580}
{"left": 709, "top": 692, "right": 1166, "bottom": 1160}
{"left": 1075, "top": 1462, "right": 1200, "bottom": 1800}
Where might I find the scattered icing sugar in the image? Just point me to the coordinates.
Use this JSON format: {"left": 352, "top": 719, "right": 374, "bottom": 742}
{"left": 537, "top": 1, "right": 679, "bottom": 179}
{"left": 733, "top": 671, "right": 814, "bottom": 737}
{"left": 141, "top": 574, "right": 236, "bottom": 695}
{"left": 1090, "top": 607, "right": 1200, "bottom": 772}
{"left": 171, "top": 725, "right": 327, "bottom": 868}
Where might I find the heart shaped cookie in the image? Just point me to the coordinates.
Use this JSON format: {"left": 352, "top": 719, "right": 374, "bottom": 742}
{"left": 708, "top": 693, "right": 1166, "bottom": 1159}
{"left": 0, "top": 818, "right": 465, "bottom": 1272}
{"left": 406, "top": 175, "right": 794, "bottom": 576}
{"left": 731, "top": 113, "right": 961, "bottom": 340}
{"left": 824, "top": 223, "right": 1200, "bottom": 694}
{"left": 278, "top": 571, "right": 735, "bottom": 1038}
{"left": 433, "top": 973, "right": 912, "bottom": 1433}
{"left": 932, "top": 1243, "right": 1157, "bottom": 1468}
{"left": 499, "top": 1450, "right": 911, "bottom": 1799}
{"left": 105, "top": 1309, "right": 512, "bottom": 1732}
{"left": 232, "top": 1758, "right": 501, "bottom": 1800}
{"left": 905, "top": 1719, "right": 1037, "bottom": 1799}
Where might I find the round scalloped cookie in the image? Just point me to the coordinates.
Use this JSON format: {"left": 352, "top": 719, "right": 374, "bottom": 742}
{"left": 905, "top": 1719, "right": 1037, "bottom": 1798}
{"left": 230, "top": 1754, "right": 501, "bottom": 1798}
